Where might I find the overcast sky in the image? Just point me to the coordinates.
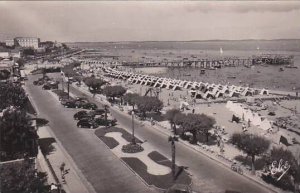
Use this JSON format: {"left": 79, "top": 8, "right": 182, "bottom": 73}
{"left": 0, "top": 1, "right": 300, "bottom": 42}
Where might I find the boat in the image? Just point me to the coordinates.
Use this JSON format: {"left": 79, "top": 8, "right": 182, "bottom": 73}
{"left": 220, "top": 47, "right": 223, "bottom": 55}
{"left": 227, "top": 76, "right": 236, "bottom": 79}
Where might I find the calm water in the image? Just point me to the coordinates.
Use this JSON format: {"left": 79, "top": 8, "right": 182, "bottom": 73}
{"left": 67, "top": 40, "right": 300, "bottom": 91}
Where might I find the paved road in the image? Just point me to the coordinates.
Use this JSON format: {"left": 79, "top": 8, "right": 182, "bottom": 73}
{"left": 25, "top": 75, "right": 156, "bottom": 193}
{"left": 69, "top": 85, "right": 276, "bottom": 193}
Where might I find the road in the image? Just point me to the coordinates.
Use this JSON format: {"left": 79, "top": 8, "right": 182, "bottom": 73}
{"left": 69, "top": 84, "right": 276, "bottom": 193}
{"left": 25, "top": 75, "right": 156, "bottom": 193}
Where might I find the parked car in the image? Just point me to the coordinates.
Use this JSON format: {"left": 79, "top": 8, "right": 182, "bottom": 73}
{"left": 73, "top": 110, "right": 95, "bottom": 120}
{"left": 165, "top": 184, "right": 193, "bottom": 193}
{"left": 90, "top": 108, "right": 107, "bottom": 116}
{"left": 94, "top": 117, "right": 117, "bottom": 126}
{"left": 82, "top": 102, "right": 97, "bottom": 110}
{"left": 77, "top": 119, "right": 98, "bottom": 129}
{"left": 42, "top": 83, "right": 52, "bottom": 90}
{"left": 75, "top": 100, "right": 89, "bottom": 108}
{"left": 73, "top": 110, "right": 88, "bottom": 120}
{"left": 64, "top": 100, "right": 77, "bottom": 108}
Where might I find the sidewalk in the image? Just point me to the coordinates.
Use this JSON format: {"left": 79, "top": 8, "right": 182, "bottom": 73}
{"left": 37, "top": 126, "right": 93, "bottom": 193}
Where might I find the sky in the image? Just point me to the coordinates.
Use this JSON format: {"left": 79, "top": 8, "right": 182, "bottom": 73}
{"left": 0, "top": 1, "right": 300, "bottom": 42}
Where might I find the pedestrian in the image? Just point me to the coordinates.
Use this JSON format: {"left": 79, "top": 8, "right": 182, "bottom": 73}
{"left": 248, "top": 119, "right": 251, "bottom": 128}
{"left": 192, "top": 108, "right": 195, "bottom": 114}
{"left": 59, "top": 162, "right": 65, "bottom": 175}
{"left": 242, "top": 123, "right": 247, "bottom": 132}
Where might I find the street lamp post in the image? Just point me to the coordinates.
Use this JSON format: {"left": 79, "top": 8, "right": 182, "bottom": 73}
{"left": 104, "top": 105, "right": 108, "bottom": 129}
{"left": 67, "top": 74, "right": 70, "bottom": 99}
{"left": 131, "top": 106, "right": 136, "bottom": 144}
{"left": 168, "top": 135, "right": 178, "bottom": 182}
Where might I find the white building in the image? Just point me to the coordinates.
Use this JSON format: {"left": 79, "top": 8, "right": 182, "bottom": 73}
{"left": 15, "top": 37, "right": 40, "bottom": 49}
{"left": 5, "top": 39, "right": 16, "bottom": 47}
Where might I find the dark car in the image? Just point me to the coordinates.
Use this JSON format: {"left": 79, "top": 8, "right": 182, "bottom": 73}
{"left": 42, "top": 83, "right": 52, "bottom": 90}
{"left": 165, "top": 184, "right": 193, "bottom": 193}
{"left": 73, "top": 110, "right": 94, "bottom": 120}
{"left": 64, "top": 101, "right": 77, "bottom": 108}
{"left": 82, "top": 103, "right": 97, "bottom": 110}
{"left": 94, "top": 118, "right": 117, "bottom": 126}
{"left": 73, "top": 110, "right": 88, "bottom": 120}
{"left": 59, "top": 95, "right": 69, "bottom": 101}
{"left": 77, "top": 119, "right": 98, "bottom": 129}
{"left": 75, "top": 100, "right": 89, "bottom": 108}
{"left": 90, "top": 108, "right": 107, "bottom": 116}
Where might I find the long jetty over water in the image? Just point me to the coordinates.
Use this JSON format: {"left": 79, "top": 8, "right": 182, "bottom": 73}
{"left": 78, "top": 54, "right": 294, "bottom": 68}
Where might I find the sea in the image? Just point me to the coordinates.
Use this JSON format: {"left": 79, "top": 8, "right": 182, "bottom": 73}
{"left": 66, "top": 40, "right": 300, "bottom": 92}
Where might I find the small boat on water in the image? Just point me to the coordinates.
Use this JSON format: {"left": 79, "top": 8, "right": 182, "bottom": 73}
{"left": 227, "top": 76, "right": 236, "bottom": 79}
{"left": 279, "top": 67, "right": 284, "bottom": 72}
{"left": 220, "top": 47, "right": 223, "bottom": 55}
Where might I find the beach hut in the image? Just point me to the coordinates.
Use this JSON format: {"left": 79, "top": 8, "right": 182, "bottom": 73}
{"left": 260, "top": 88, "right": 269, "bottom": 95}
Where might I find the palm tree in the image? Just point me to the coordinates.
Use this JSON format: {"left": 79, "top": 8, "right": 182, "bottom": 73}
{"left": 165, "top": 108, "right": 181, "bottom": 135}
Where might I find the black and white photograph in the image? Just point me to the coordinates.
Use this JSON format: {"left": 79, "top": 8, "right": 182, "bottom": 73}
{"left": 0, "top": 1, "right": 300, "bottom": 193}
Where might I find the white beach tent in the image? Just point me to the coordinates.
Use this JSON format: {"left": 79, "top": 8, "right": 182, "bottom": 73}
{"left": 252, "top": 113, "right": 262, "bottom": 126}
{"left": 260, "top": 118, "right": 272, "bottom": 131}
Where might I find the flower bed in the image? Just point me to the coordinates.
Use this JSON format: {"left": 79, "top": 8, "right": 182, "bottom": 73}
{"left": 121, "top": 143, "right": 144, "bottom": 153}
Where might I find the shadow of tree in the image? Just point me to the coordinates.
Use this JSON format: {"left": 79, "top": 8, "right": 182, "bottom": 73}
{"left": 38, "top": 137, "right": 56, "bottom": 156}
{"left": 234, "top": 155, "right": 267, "bottom": 170}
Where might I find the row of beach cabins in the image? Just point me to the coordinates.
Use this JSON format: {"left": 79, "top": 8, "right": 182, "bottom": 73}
{"left": 102, "top": 67, "right": 270, "bottom": 100}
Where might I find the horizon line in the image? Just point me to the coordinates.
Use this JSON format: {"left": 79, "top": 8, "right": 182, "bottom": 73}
{"left": 64, "top": 38, "right": 300, "bottom": 44}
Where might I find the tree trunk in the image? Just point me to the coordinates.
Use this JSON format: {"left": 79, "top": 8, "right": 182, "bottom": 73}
{"left": 173, "top": 124, "right": 177, "bottom": 135}
{"left": 192, "top": 130, "right": 197, "bottom": 144}
{"left": 206, "top": 132, "right": 209, "bottom": 143}
{"left": 251, "top": 155, "right": 256, "bottom": 175}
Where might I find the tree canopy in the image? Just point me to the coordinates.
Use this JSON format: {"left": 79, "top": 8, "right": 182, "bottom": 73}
{"left": 123, "top": 93, "right": 140, "bottom": 107}
{"left": 165, "top": 108, "right": 181, "bottom": 134}
{"left": 0, "top": 108, "right": 38, "bottom": 161}
{"left": 83, "top": 77, "right": 106, "bottom": 94}
{"left": 0, "top": 158, "right": 48, "bottom": 193}
{"left": 102, "top": 85, "right": 127, "bottom": 100}
{"left": 0, "top": 82, "right": 28, "bottom": 111}
{"left": 231, "top": 133, "right": 270, "bottom": 173}
{"left": 135, "top": 96, "right": 163, "bottom": 117}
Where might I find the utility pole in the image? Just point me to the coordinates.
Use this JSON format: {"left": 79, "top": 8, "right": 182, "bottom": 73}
{"left": 168, "top": 136, "right": 178, "bottom": 182}
{"left": 131, "top": 106, "right": 135, "bottom": 144}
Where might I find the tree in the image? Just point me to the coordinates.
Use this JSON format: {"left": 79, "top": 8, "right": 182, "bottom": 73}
{"left": 165, "top": 108, "right": 181, "bottom": 135}
{"left": 268, "top": 147, "right": 300, "bottom": 190}
{"left": 23, "top": 48, "right": 35, "bottom": 56}
{"left": 0, "top": 157, "right": 48, "bottom": 193}
{"left": 0, "top": 82, "right": 28, "bottom": 111}
{"left": 0, "top": 69, "right": 11, "bottom": 80}
{"left": 84, "top": 77, "right": 106, "bottom": 94}
{"left": 231, "top": 133, "right": 270, "bottom": 174}
{"left": 0, "top": 108, "right": 38, "bottom": 161}
{"left": 123, "top": 93, "right": 140, "bottom": 108}
{"left": 102, "top": 85, "right": 127, "bottom": 103}
{"left": 135, "top": 96, "right": 163, "bottom": 118}
{"left": 197, "top": 113, "right": 216, "bottom": 143}
{"left": 178, "top": 113, "right": 215, "bottom": 144}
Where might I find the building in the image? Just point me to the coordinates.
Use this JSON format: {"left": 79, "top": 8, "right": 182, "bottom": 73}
{"left": 5, "top": 39, "right": 16, "bottom": 47}
{"left": 15, "top": 37, "right": 40, "bottom": 49}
